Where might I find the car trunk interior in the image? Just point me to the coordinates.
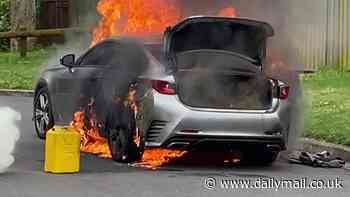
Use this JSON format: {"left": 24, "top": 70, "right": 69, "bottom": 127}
{"left": 175, "top": 51, "right": 273, "bottom": 110}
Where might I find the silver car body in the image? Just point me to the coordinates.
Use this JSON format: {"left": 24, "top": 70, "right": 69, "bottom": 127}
{"left": 144, "top": 17, "right": 291, "bottom": 151}
{"left": 145, "top": 76, "right": 290, "bottom": 150}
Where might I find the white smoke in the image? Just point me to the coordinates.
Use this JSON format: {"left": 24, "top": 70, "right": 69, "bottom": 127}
{"left": 0, "top": 107, "right": 21, "bottom": 173}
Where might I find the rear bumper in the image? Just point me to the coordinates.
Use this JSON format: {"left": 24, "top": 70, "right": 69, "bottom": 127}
{"left": 146, "top": 91, "right": 291, "bottom": 150}
{"left": 162, "top": 134, "right": 286, "bottom": 151}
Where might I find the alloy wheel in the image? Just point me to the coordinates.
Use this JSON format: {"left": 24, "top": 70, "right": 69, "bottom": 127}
{"left": 34, "top": 92, "right": 51, "bottom": 138}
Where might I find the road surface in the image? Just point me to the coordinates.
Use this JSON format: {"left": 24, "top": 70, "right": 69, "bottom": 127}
{"left": 0, "top": 95, "right": 349, "bottom": 197}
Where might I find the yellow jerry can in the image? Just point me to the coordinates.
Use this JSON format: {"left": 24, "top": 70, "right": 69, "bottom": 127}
{"left": 45, "top": 126, "right": 81, "bottom": 173}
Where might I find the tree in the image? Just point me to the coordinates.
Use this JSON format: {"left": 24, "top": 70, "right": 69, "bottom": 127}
{"left": 0, "top": 0, "right": 10, "bottom": 50}
{"left": 10, "top": 0, "right": 36, "bottom": 51}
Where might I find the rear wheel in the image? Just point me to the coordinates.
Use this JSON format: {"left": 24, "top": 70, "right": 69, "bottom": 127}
{"left": 33, "top": 87, "right": 54, "bottom": 139}
{"left": 106, "top": 103, "right": 143, "bottom": 162}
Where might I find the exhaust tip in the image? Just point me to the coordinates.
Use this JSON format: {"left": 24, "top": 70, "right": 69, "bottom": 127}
{"left": 167, "top": 142, "right": 190, "bottom": 149}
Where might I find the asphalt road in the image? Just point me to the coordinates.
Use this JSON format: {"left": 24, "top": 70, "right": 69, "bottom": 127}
{"left": 0, "top": 95, "right": 349, "bottom": 197}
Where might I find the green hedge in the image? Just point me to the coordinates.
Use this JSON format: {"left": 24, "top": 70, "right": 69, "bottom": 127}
{"left": 0, "top": 0, "right": 10, "bottom": 51}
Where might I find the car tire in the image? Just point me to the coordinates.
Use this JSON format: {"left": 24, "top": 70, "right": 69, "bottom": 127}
{"left": 33, "top": 86, "right": 54, "bottom": 139}
{"left": 106, "top": 103, "right": 143, "bottom": 163}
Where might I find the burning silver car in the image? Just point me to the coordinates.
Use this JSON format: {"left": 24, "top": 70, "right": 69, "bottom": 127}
{"left": 33, "top": 17, "right": 292, "bottom": 164}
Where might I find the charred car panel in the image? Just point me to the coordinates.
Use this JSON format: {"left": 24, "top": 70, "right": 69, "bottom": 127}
{"left": 34, "top": 38, "right": 155, "bottom": 162}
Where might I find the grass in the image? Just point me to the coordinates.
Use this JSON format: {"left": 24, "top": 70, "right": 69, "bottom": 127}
{"left": 0, "top": 49, "right": 51, "bottom": 90}
{"left": 303, "top": 68, "right": 350, "bottom": 146}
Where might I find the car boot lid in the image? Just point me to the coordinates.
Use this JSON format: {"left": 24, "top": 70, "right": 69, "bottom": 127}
{"left": 164, "top": 16, "right": 274, "bottom": 67}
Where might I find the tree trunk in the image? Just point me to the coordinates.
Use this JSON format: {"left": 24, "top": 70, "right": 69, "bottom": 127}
{"left": 10, "top": 0, "right": 36, "bottom": 51}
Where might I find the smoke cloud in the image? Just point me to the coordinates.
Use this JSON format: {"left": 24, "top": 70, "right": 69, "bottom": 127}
{"left": 0, "top": 107, "right": 21, "bottom": 173}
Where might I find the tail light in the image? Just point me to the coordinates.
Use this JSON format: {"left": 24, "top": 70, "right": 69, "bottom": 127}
{"left": 278, "top": 85, "right": 290, "bottom": 100}
{"left": 269, "top": 79, "right": 289, "bottom": 100}
{"left": 152, "top": 80, "right": 176, "bottom": 95}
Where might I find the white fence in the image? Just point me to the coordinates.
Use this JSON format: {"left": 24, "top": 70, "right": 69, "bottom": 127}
{"left": 292, "top": 0, "right": 350, "bottom": 70}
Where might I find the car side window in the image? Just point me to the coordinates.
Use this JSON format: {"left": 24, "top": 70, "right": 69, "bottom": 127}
{"left": 78, "top": 42, "right": 119, "bottom": 67}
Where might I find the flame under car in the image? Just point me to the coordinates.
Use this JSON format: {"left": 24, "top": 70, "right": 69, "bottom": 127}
{"left": 33, "top": 17, "right": 292, "bottom": 164}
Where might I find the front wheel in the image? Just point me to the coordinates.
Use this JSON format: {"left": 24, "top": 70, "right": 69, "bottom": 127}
{"left": 33, "top": 87, "right": 54, "bottom": 139}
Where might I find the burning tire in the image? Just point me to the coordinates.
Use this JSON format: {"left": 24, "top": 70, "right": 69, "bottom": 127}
{"left": 106, "top": 102, "right": 143, "bottom": 162}
{"left": 33, "top": 87, "right": 54, "bottom": 139}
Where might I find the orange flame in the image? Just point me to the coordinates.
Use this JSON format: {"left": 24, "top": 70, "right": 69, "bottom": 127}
{"left": 70, "top": 85, "right": 140, "bottom": 159}
{"left": 92, "top": 0, "right": 181, "bottom": 46}
{"left": 70, "top": 101, "right": 186, "bottom": 169}
{"left": 218, "top": 7, "right": 237, "bottom": 17}
{"left": 70, "top": 109, "right": 112, "bottom": 159}
{"left": 133, "top": 149, "right": 187, "bottom": 169}
{"left": 92, "top": 0, "right": 238, "bottom": 46}
{"left": 127, "top": 85, "right": 141, "bottom": 147}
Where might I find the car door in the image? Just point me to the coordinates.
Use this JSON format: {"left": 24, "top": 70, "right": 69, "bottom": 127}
{"left": 53, "top": 43, "right": 115, "bottom": 124}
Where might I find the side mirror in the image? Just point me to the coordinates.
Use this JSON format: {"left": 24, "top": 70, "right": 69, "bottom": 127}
{"left": 60, "top": 54, "right": 75, "bottom": 67}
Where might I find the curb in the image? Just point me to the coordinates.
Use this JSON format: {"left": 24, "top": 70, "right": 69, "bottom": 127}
{"left": 0, "top": 89, "right": 34, "bottom": 97}
{"left": 297, "top": 138, "right": 350, "bottom": 162}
